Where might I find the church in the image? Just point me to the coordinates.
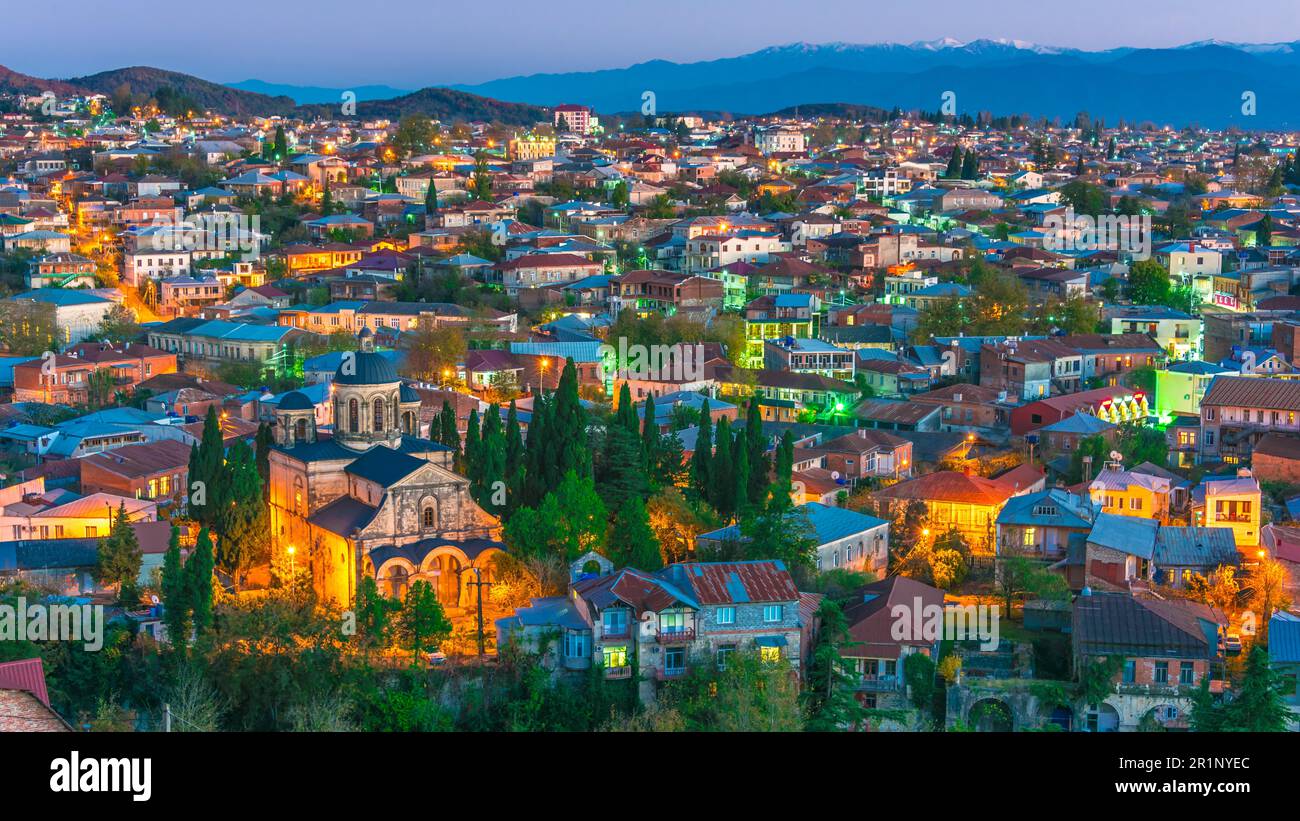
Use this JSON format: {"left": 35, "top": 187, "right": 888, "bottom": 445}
{"left": 267, "top": 328, "right": 503, "bottom": 608}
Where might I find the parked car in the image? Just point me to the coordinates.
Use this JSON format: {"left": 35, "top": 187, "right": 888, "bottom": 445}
{"left": 1223, "top": 631, "right": 1242, "bottom": 656}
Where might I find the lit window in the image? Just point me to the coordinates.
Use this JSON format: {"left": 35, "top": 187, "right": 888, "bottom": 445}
{"left": 760, "top": 645, "right": 781, "bottom": 662}
{"left": 602, "top": 645, "right": 627, "bottom": 669}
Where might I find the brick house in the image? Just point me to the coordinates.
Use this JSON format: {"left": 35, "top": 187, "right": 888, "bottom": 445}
{"left": 79, "top": 438, "right": 191, "bottom": 503}
{"left": 11, "top": 342, "right": 177, "bottom": 405}
{"left": 1072, "top": 590, "right": 1225, "bottom": 731}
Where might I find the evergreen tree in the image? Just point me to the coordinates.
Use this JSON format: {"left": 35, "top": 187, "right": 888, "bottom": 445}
{"left": 424, "top": 179, "right": 438, "bottom": 215}
{"left": 504, "top": 399, "right": 525, "bottom": 512}
{"left": 215, "top": 440, "right": 268, "bottom": 585}
{"left": 691, "top": 398, "right": 713, "bottom": 503}
{"left": 712, "top": 417, "right": 735, "bottom": 517}
{"left": 945, "top": 146, "right": 963, "bottom": 179}
{"left": 521, "top": 393, "right": 552, "bottom": 508}
{"left": 744, "top": 399, "right": 769, "bottom": 507}
{"left": 962, "top": 150, "right": 979, "bottom": 180}
{"left": 608, "top": 496, "right": 662, "bottom": 570}
{"left": 614, "top": 383, "right": 638, "bottom": 435}
{"left": 598, "top": 421, "right": 647, "bottom": 515}
{"left": 641, "top": 394, "right": 659, "bottom": 462}
{"left": 476, "top": 404, "right": 506, "bottom": 513}
{"left": 398, "top": 579, "right": 452, "bottom": 659}
{"left": 463, "top": 408, "right": 481, "bottom": 480}
{"left": 254, "top": 422, "right": 274, "bottom": 499}
{"left": 803, "top": 598, "right": 869, "bottom": 730}
{"left": 187, "top": 527, "right": 215, "bottom": 636}
{"left": 438, "top": 401, "right": 460, "bottom": 456}
{"left": 1226, "top": 645, "right": 1291, "bottom": 732}
{"left": 160, "top": 524, "right": 190, "bottom": 647}
{"left": 471, "top": 152, "right": 492, "bottom": 200}
{"left": 188, "top": 406, "right": 228, "bottom": 526}
{"left": 551, "top": 358, "right": 591, "bottom": 481}
{"left": 95, "top": 502, "right": 142, "bottom": 603}
{"left": 732, "top": 435, "right": 750, "bottom": 520}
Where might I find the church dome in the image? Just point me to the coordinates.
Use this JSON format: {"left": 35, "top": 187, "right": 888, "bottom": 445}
{"left": 399, "top": 383, "right": 421, "bottom": 403}
{"left": 278, "top": 390, "right": 314, "bottom": 411}
{"left": 334, "top": 351, "right": 399, "bottom": 385}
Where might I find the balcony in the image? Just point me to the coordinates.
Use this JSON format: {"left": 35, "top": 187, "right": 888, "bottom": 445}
{"left": 656, "top": 627, "right": 696, "bottom": 644}
{"left": 855, "top": 674, "right": 900, "bottom": 692}
{"left": 604, "top": 665, "right": 632, "bottom": 680}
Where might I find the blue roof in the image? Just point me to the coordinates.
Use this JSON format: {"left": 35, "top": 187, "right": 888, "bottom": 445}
{"left": 698, "top": 502, "right": 886, "bottom": 546}
{"left": 1269, "top": 612, "right": 1300, "bottom": 664}
{"left": 1087, "top": 513, "right": 1158, "bottom": 560}
{"left": 998, "top": 489, "right": 1095, "bottom": 529}
{"left": 14, "top": 288, "right": 111, "bottom": 306}
{"left": 509, "top": 341, "right": 603, "bottom": 363}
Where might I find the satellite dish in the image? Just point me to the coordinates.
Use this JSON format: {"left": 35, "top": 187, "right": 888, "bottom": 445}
{"left": 830, "top": 471, "right": 841, "bottom": 481}
{"left": 149, "top": 595, "right": 160, "bottom": 605}
{"left": 1109, "top": 450, "right": 1123, "bottom": 461}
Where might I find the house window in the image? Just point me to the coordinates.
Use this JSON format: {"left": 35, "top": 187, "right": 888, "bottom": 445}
{"left": 760, "top": 644, "right": 782, "bottom": 662}
{"left": 602, "top": 645, "right": 628, "bottom": 669}
{"left": 563, "top": 631, "right": 589, "bottom": 659}
{"left": 86, "top": 526, "right": 97, "bottom": 537}
{"left": 1154, "top": 661, "right": 1169, "bottom": 684}
{"left": 603, "top": 609, "right": 629, "bottom": 637}
{"left": 716, "top": 644, "right": 736, "bottom": 670}
{"left": 1179, "top": 662, "right": 1194, "bottom": 686}
{"left": 763, "top": 604, "right": 783, "bottom": 623}
{"left": 1023, "top": 527, "right": 1037, "bottom": 547}
{"left": 665, "top": 647, "right": 686, "bottom": 675}
{"left": 715, "top": 606, "right": 735, "bottom": 625}
{"left": 660, "top": 610, "right": 686, "bottom": 634}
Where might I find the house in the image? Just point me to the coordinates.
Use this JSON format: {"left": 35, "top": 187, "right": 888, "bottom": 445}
{"left": 840, "top": 576, "right": 944, "bottom": 710}
{"left": 1154, "top": 361, "right": 1234, "bottom": 420}
{"left": 698, "top": 502, "right": 891, "bottom": 576}
{"left": 11, "top": 343, "right": 177, "bottom": 404}
{"left": 495, "top": 253, "right": 603, "bottom": 296}
{"left": 1153, "top": 527, "right": 1239, "bottom": 588}
{"left": 742, "top": 293, "right": 816, "bottom": 368}
{"left": 1037, "top": 412, "right": 1118, "bottom": 457}
{"left": 1249, "top": 433, "right": 1300, "bottom": 483}
{"left": 78, "top": 438, "right": 191, "bottom": 503}
{"left": 1190, "top": 473, "right": 1262, "bottom": 549}
{"left": 855, "top": 399, "right": 942, "bottom": 432}
{"left": 1010, "top": 386, "right": 1146, "bottom": 436}
{"left": 6, "top": 289, "right": 116, "bottom": 346}
{"left": 870, "top": 470, "right": 1023, "bottom": 555}
{"left": 497, "top": 557, "right": 803, "bottom": 704}
{"left": 996, "top": 488, "right": 1096, "bottom": 559}
{"left": 1088, "top": 465, "right": 1174, "bottom": 524}
{"left": 802, "top": 429, "right": 913, "bottom": 482}
{"left": 1108, "top": 305, "right": 1202, "bottom": 361}
{"left": 763, "top": 337, "right": 855, "bottom": 381}
{"left": 1199, "top": 375, "right": 1300, "bottom": 464}
{"left": 1080, "top": 513, "right": 1158, "bottom": 590}
{"left": 1267, "top": 611, "right": 1300, "bottom": 729}
{"left": 1072, "top": 590, "right": 1225, "bottom": 731}
{"left": 910, "top": 383, "right": 1015, "bottom": 432}
{"left": 0, "top": 658, "right": 71, "bottom": 732}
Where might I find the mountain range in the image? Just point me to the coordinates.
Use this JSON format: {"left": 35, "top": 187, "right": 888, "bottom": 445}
{"left": 6, "top": 39, "right": 1300, "bottom": 128}
{"left": 449, "top": 39, "right": 1300, "bottom": 127}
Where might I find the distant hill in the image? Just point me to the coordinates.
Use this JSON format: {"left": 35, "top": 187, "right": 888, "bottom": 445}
{"left": 0, "top": 64, "right": 85, "bottom": 97}
{"left": 67, "top": 66, "right": 296, "bottom": 117}
{"left": 295, "top": 86, "right": 549, "bottom": 126}
{"left": 451, "top": 39, "right": 1300, "bottom": 128}
{"left": 227, "top": 79, "right": 413, "bottom": 105}
{"left": 764, "top": 102, "right": 889, "bottom": 120}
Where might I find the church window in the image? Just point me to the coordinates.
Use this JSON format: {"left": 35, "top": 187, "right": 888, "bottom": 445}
{"left": 349, "top": 398, "right": 359, "bottom": 432}
{"left": 374, "top": 398, "right": 385, "bottom": 432}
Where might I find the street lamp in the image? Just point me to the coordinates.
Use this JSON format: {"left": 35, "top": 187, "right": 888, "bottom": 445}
{"left": 286, "top": 545, "right": 296, "bottom": 577}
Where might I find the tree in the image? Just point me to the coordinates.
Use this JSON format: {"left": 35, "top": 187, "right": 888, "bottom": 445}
{"left": 1124, "top": 258, "right": 1172, "bottom": 306}
{"left": 424, "top": 179, "right": 439, "bottom": 215}
{"left": 607, "top": 497, "right": 662, "bottom": 570}
{"left": 711, "top": 417, "right": 735, "bottom": 516}
{"left": 463, "top": 408, "right": 481, "bottom": 481}
{"left": 597, "top": 419, "right": 647, "bottom": 514}
{"left": 95, "top": 503, "right": 142, "bottom": 603}
{"left": 471, "top": 152, "right": 493, "bottom": 200}
{"left": 691, "top": 398, "right": 713, "bottom": 503}
{"left": 504, "top": 470, "right": 607, "bottom": 561}
{"left": 402, "top": 316, "right": 466, "bottom": 382}
{"left": 504, "top": 399, "right": 525, "bottom": 511}
{"left": 945, "top": 146, "right": 963, "bottom": 179}
{"left": 1225, "top": 645, "right": 1291, "bottom": 732}
{"left": 187, "top": 406, "right": 228, "bottom": 526}
{"left": 215, "top": 439, "right": 269, "bottom": 586}
{"left": 354, "top": 576, "right": 395, "bottom": 654}
{"left": 1255, "top": 214, "right": 1273, "bottom": 248}
{"left": 744, "top": 399, "right": 770, "bottom": 508}
{"left": 473, "top": 404, "right": 506, "bottom": 513}
{"left": 1243, "top": 558, "right": 1293, "bottom": 641}
{"left": 803, "top": 597, "right": 869, "bottom": 730}
{"left": 161, "top": 524, "right": 190, "bottom": 646}
{"left": 960, "top": 150, "right": 979, "bottom": 180}
{"left": 397, "top": 579, "right": 452, "bottom": 659}
{"left": 97, "top": 303, "right": 140, "bottom": 345}
{"left": 186, "top": 527, "right": 215, "bottom": 635}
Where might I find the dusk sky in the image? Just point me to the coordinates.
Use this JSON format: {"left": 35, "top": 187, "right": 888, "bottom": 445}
{"left": 6, "top": 0, "right": 1300, "bottom": 87}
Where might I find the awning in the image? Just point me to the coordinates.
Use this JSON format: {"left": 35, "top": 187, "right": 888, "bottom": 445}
{"left": 754, "top": 635, "right": 789, "bottom": 648}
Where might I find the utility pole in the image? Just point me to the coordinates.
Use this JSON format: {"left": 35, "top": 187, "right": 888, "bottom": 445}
{"left": 164, "top": 703, "right": 171, "bottom": 733}
{"left": 464, "top": 566, "right": 494, "bottom": 658}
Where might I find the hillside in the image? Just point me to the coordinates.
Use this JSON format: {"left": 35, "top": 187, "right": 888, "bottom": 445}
{"left": 0, "top": 64, "right": 86, "bottom": 97}
{"left": 67, "top": 66, "right": 297, "bottom": 117}
{"left": 295, "top": 86, "right": 548, "bottom": 126}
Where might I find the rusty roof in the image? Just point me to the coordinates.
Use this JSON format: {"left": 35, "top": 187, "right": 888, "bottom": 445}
{"left": 670, "top": 560, "right": 800, "bottom": 605}
{"left": 1201, "top": 375, "right": 1300, "bottom": 411}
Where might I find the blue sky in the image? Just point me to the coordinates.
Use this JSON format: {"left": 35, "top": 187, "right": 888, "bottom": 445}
{"left": 5, "top": 0, "right": 1300, "bottom": 87}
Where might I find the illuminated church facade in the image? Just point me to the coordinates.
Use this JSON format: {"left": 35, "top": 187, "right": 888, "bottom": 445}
{"left": 267, "top": 328, "right": 503, "bottom": 607}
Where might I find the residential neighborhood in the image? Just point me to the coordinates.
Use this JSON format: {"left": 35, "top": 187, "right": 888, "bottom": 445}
{"left": 0, "top": 8, "right": 1297, "bottom": 762}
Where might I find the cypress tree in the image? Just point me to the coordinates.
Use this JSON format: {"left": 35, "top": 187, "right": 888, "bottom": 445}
{"left": 691, "top": 398, "right": 713, "bottom": 503}
{"left": 733, "top": 432, "right": 750, "bottom": 520}
{"left": 504, "top": 399, "right": 525, "bottom": 510}
{"left": 96, "top": 502, "right": 142, "bottom": 602}
{"left": 598, "top": 422, "right": 646, "bottom": 515}
{"left": 614, "top": 383, "right": 638, "bottom": 434}
{"left": 522, "top": 393, "right": 551, "bottom": 507}
{"left": 945, "top": 146, "right": 963, "bottom": 179}
{"left": 608, "top": 496, "right": 662, "bottom": 570}
{"left": 962, "top": 150, "right": 979, "bottom": 180}
{"left": 770, "top": 430, "right": 796, "bottom": 512}
{"left": 161, "top": 524, "right": 190, "bottom": 647}
{"left": 187, "top": 527, "right": 215, "bottom": 636}
{"left": 463, "top": 408, "right": 481, "bottom": 481}
{"left": 254, "top": 421, "right": 273, "bottom": 499}
{"left": 552, "top": 358, "right": 590, "bottom": 481}
{"left": 424, "top": 178, "right": 438, "bottom": 215}
{"left": 744, "top": 399, "right": 769, "bottom": 507}
{"left": 476, "top": 404, "right": 506, "bottom": 512}
{"left": 712, "top": 416, "right": 735, "bottom": 517}
{"left": 641, "top": 395, "right": 660, "bottom": 480}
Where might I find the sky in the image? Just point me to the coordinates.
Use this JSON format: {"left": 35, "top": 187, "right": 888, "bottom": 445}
{"left": 5, "top": 0, "right": 1300, "bottom": 88}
